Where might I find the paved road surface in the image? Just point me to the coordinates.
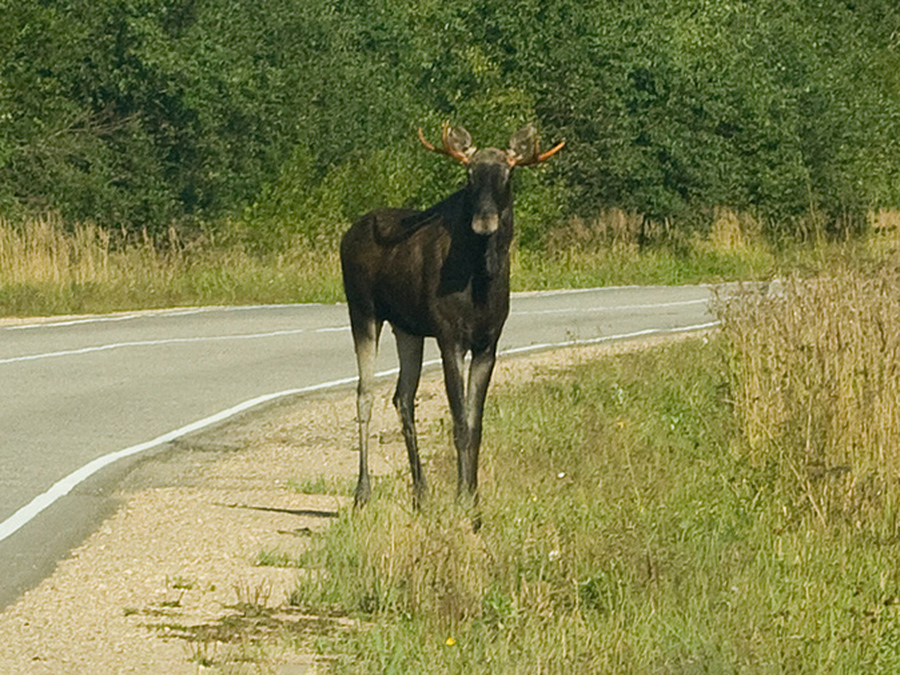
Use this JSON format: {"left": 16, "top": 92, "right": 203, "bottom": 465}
{"left": 0, "top": 285, "right": 717, "bottom": 609}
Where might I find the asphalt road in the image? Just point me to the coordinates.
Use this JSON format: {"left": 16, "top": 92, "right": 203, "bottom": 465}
{"left": 0, "top": 285, "right": 717, "bottom": 609}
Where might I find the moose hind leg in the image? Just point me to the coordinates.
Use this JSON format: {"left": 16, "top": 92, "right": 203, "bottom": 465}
{"left": 352, "top": 318, "right": 381, "bottom": 508}
{"left": 392, "top": 326, "right": 426, "bottom": 508}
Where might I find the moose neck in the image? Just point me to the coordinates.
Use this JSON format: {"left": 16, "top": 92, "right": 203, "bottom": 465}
{"left": 462, "top": 187, "right": 513, "bottom": 281}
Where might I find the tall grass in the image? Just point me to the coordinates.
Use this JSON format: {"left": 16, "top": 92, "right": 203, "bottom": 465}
{"left": 513, "top": 207, "right": 777, "bottom": 291}
{"left": 0, "top": 207, "right": 790, "bottom": 317}
{"left": 0, "top": 214, "right": 112, "bottom": 285}
{"left": 0, "top": 215, "right": 343, "bottom": 315}
{"left": 3, "top": 208, "right": 896, "bottom": 317}
{"left": 717, "top": 264, "right": 900, "bottom": 532}
{"left": 289, "top": 338, "right": 900, "bottom": 672}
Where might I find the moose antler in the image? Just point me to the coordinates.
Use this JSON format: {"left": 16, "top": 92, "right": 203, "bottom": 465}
{"left": 508, "top": 135, "right": 566, "bottom": 167}
{"left": 529, "top": 139, "right": 566, "bottom": 164}
{"left": 417, "top": 123, "right": 475, "bottom": 164}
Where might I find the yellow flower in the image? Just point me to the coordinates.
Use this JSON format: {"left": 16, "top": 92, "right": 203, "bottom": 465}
{"left": 445, "top": 637, "right": 456, "bottom": 646}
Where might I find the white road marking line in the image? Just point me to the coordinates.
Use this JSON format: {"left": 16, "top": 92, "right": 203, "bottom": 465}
{"left": 0, "top": 327, "right": 349, "bottom": 365}
{"left": 4, "top": 286, "right": 715, "bottom": 330}
{"left": 3, "top": 308, "right": 209, "bottom": 330}
{"left": 514, "top": 298, "right": 709, "bottom": 315}
{"left": 0, "top": 319, "right": 717, "bottom": 544}
{"left": 498, "top": 321, "right": 720, "bottom": 356}
{"left": 513, "top": 283, "right": 715, "bottom": 297}
{"left": 0, "top": 297, "right": 708, "bottom": 365}
{"left": 2, "top": 303, "right": 325, "bottom": 331}
{"left": 0, "top": 374, "right": 353, "bottom": 543}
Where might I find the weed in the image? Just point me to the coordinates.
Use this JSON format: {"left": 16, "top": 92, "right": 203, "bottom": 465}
{"left": 717, "top": 263, "right": 900, "bottom": 532}
{"left": 169, "top": 575, "right": 195, "bottom": 591}
{"left": 256, "top": 548, "right": 300, "bottom": 568}
{"left": 186, "top": 639, "right": 218, "bottom": 668}
{"left": 286, "top": 476, "right": 332, "bottom": 495}
{"left": 233, "top": 580, "right": 273, "bottom": 618}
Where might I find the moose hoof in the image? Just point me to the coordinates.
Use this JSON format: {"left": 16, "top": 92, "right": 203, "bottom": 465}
{"left": 354, "top": 480, "right": 371, "bottom": 509}
{"left": 455, "top": 490, "right": 481, "bottom": 530}
{"left": 411, "top": 485, "right": 428, "bottom": 512}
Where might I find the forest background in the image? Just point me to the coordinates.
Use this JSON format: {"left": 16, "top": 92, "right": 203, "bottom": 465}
{"left": 3, "top": 0, "right": 900, "bottom": 253}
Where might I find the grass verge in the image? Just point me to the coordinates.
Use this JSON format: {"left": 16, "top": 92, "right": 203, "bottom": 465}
{"left": 290, "top": 337, "right": 900, "bottom": 673}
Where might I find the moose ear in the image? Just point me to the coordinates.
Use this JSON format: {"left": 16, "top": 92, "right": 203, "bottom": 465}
{"left": 507, "top": 125, "right": 538, "bottom": 165}
{"left": 445, "top": 125, "right": 476, "bottom": 160}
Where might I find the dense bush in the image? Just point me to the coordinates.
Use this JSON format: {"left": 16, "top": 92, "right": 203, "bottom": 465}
{"left": 2, "top": 0, "right": 899, "bottom": 242}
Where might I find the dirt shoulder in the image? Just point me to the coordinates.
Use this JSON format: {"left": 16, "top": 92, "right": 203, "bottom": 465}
{"left": 0, "top": 334, "right": 704, "bottom": 674}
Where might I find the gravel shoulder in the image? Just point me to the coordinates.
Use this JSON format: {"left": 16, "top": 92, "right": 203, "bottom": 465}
{"left": 0, "top": 334, "right": 703, "bottom": 674}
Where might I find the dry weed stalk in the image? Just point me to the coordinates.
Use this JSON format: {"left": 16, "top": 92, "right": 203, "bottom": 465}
{"left": 717, "top": 264, "right": 900, "bottom": 521}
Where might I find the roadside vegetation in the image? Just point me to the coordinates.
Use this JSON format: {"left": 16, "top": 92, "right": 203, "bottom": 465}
{"left": 0, "top": 215, "right": 343, "bottom": 315}
{"left": 279, "top": 262, "right": 900, "bottom": 671}
{"left": 3, "top": 209, "right": 898, "bottom": 317}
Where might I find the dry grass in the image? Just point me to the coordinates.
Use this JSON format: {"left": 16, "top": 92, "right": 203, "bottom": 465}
{"left": 717, "top": 263, "right": 900, "bottom": 528}
{"left": 0, "top": 215, "right": 343, "bottom": 315}
{"left": 539, "top": 206, "right": 766, "bottom": 254}
{"left": 868, "top": 209, "right": 900, "bottom": 260}
{"left": 0, "top": 214, "right": 114, "bottom": 285}
{"left": 4, "top": 208, "right": 898, "bottom": 318}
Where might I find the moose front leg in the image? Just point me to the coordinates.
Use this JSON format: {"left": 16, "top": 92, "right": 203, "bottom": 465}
{"left": 440, "top": 340, "right": 496, "bottom": 527}
{"left": 438, "top": 343, "right": 473, "bottom": 500}
{"left": 462, "top": 344, "right": 497, "bottom": 498}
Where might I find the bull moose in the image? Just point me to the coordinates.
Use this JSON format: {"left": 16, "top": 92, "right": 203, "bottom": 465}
{"left": 340, "top": 123, "right": 564, "bottom": 517}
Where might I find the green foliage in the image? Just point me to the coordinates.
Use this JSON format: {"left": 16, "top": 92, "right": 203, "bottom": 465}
{"left": 248, "top": 144, "right": 438, "bottom": 248}
{"left": 2, "top": 0, "right": 899, "bottom": 241}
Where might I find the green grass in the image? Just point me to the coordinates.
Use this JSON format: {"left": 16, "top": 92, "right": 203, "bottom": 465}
{"left": 285, "top": 476, "right": 346, "bottom": 496}
{"left": 511, "top": 243, "right": 776, "bottom": 290}
{"left": 290, "top": 338, "right": 900, "bottom": 673}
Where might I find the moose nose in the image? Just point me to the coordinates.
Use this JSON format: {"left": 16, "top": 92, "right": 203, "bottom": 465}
{"left": 472, "top": 213, "right": 499, "bottom": 235}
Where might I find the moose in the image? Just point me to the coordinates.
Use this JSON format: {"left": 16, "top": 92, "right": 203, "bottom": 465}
{"left": 340, "top": 123, "right": 564, "bottom": 515}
